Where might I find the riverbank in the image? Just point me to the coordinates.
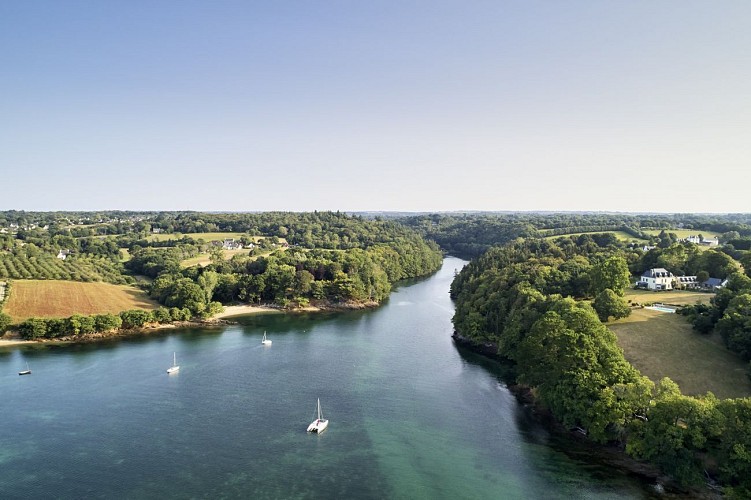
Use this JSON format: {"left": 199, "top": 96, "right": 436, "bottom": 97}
{"left": 451, "top": 332, "right": 721, "bottom": 499}
{"left": 1, "top": 299, "right": 381, "bottom": 347}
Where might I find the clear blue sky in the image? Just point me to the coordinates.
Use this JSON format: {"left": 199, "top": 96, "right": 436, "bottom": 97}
{"left": 2, "top": 1, "right": 750, "bottom": 212}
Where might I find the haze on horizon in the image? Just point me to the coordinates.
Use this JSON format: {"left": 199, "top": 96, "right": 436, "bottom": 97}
{"left": 2, "top": 1, "right": 750, "bottom": 214}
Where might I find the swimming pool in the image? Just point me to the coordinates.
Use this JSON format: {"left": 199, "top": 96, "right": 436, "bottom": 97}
{"left": 645, "top": 305, "right": 676, "bottom": 313}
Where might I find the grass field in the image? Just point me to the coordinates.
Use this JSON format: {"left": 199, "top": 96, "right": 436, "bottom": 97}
{"left": 609, "top": 308, "right": 751, "bottom": 399}
{"left": 642, "top": 229, "right": 723, "bottom": 240}
{"left": 146, "top": 232, "right": 260, "bottom": 243}
{"left": 544, "top": 230, "right": 647, "bottom": 242}
{"left": 3, "top": 280, "right": 158, "bottom": 322}
{"left": 624, "top": 288, "right": 713, "bottom": 306}
{"left": 180, "top": 248, "right": 251, "bottom": 268}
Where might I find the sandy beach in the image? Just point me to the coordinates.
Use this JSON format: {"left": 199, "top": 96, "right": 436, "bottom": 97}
{"left": 213, "top": 304, "right": 321, "bottom": 319}
{"left": 0, "top": 338, "right": 36, "bottom": 347}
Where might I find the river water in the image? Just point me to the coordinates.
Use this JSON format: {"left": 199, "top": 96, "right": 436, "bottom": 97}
{"left": 1, "top": 257, "right": 661, "bottom": 499}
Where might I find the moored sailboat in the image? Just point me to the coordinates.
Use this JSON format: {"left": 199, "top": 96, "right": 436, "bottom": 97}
{"left": 167, "top": 352, "right": 180, "bottom": 374}
{"left": 307, "top": 398, "right": 328, "bottom": 433}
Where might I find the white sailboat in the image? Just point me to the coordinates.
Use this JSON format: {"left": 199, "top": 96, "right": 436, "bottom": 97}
{"left": 262, "top": 331, "right": 272, "bottom": 346}
{"left": 18, "top": 362, "right": 31, "bottom": 376}
{"left": 307, "top": 398, "right": 329, "bottom": 433}
{"left": 166, "top": 352, "right": 180, "bottom": 374}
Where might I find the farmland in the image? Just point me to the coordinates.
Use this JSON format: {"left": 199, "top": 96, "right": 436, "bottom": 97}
{"left": 609, "top": 308, "right": 751, "bottom": 399}
{"left": 146, "top": 232, "right": 259, "bottom": 243}
{"left": 0, "top": 253, "right": 129, "bottom": 284}
{"left": 544, "top": 230, "right": 647, "bottom": 242}
{"left": 642, "top": 228, "right": 723, "bottom": 240}
{"left": 3, "top": 280, "right": 158, "bottom": 322}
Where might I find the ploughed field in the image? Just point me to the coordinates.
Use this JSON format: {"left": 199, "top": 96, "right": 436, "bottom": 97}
{"left": 609, "top": 307, "right": 751, "bottom": 399}
{"left": 3, "top": 280, "right": 158, "bottom": 322}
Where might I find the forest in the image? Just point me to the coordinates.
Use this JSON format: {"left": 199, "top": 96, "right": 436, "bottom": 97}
{"left": 450, "top": 234, "right": 751, "bottom": 495}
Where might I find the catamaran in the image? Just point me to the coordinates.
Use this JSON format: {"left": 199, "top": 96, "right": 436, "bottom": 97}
{"left": 307, "top": 398, "right": 329, "bottom": 433}
{"left": 167, "top": 352, "right": 180, "bottom": 374}
{"left": 18, "top": 362, "right": 31, "bottom": 376}
{"left": 262, "top": 331, "right": 272, "bottom": 346}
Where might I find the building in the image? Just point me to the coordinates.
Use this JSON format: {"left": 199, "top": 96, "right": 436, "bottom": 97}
{"left": 222, "top": 238, "right": 243, "bottom": 250}
{"left": 637, "top": 268, "right": 675, "bottom": 290}
{"left": 57, "top": 249, "right": 70, "bottom": 260}
{"left": 675, "top": 275, "right": 699, "bottom": 289}
{"left": 701, "top": 277, "right": 728, "bottom": 291}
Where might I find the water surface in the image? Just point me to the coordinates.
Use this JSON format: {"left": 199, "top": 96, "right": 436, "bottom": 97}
{"left": 1, "top": 257, "right": 659, "bottom": 498}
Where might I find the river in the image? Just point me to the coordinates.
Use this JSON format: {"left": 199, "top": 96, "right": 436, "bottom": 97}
{"left": 0, "top": 257, "right": 662, "bottom": 499}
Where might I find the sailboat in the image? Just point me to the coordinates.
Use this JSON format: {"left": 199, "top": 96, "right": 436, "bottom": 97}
{"left": 166, "top": 352, "right": 180, "bottom": 374}
{"left": 262, "top": 331, "right": 272, "bottom": 346}
{"left": 18, "top": 362, "right": 31, "bottom": 376}
{"left": 307, "top": 398, "right": 329, "bottom": 433}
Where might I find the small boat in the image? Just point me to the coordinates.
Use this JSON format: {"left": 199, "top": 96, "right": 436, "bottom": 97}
{"left": 262, "top": 331, "right": 272, "bottom": 346}
{"left": 307, "top": 398, "right": 329, "bottom": 433}
{"left": 167, "top": 352, "right": 180, "bottom": 374}
{"left": 18, "top": 362, "right": 31, "bottom": 376}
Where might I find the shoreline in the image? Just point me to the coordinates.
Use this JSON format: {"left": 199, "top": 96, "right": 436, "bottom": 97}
{"left": 0, "top": 299, "right": 379, "bottom": 347}
{"left": 450, "top": 332, "right": 720, "bottom": 499}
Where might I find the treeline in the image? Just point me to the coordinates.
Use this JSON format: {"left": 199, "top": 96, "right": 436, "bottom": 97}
{"left": 127, "top": 236, "right": 443, "bottom": 314}
{"left": 680, "top": 273, "right": 751, "bottom": 363}
{"left": 16, "top": 307, "right": 193, "bottom": 339}
{"left": 451, "top": 238, "right": 751, "bottom": 494}
{"left": 632, "top": 243, "right": 739, "bottom": 279}
{"left": 398, "top": 213, "right": 751, "bottom": 259}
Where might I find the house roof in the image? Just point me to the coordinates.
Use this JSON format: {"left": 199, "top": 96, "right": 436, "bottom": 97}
{"left": 641, "top": 268, "right": 673, "bottom": 278}
{"left": 703, "top": 278, "right": 724, "bottom": 287}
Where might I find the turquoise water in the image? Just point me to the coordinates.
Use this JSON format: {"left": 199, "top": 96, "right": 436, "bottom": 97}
{"left": 1, "top": 258, "right": 660, "bottom": 499}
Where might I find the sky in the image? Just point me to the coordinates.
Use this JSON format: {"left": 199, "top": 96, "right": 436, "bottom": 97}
{"left": 2, "top": 1, "right": 750, "bottom": 213}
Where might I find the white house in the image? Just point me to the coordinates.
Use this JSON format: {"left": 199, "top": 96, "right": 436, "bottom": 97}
{"left": 222, "top": 238, "right": 243, "bottom": 250}
{"left": 57, "top": 249, "right": 70, "bottom": 260}
{"left": 700, "top": 237, "right": 719, "bottom": 247}
{"left": 676, "top": 275, "right": 699, "bottom": 289}
{"left": 637, "top": 268, "right": 675, "bottom": 290}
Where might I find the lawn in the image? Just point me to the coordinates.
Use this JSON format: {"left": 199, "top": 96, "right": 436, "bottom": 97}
{"left": 642, "top": 228, "right": 723, "bottom": 240}
{"left": 544, "top": 231, "right": 647, "bottom": 242}
{"left": 624, "top": 288, "right": 713, "bottom": 307}
{"left": 180, "top": 248, "right": 251, "bottom": 268}
{"left": 609, "top": 308, "right": 751, "bottom": 399}
{"left": 146, "top": 232, "right": 260, "bottom": 243}
{"left": 3, "top": 280, "right": 158, "bottom": 322}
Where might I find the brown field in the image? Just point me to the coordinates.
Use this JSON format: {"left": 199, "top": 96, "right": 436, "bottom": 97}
{"left": 3, "top": 280, "right": 158, "bottom": 322}
{"left": 624, "top": 288, "right": 713, "bottom": 306}
{"left": 609, "top": 308, "right": 751, "bottom": 399}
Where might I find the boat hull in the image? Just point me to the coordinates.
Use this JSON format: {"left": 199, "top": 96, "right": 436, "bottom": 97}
{"left": 307, "top": 419, "right": 329, "bottom": 433}
{"left": 18, "top": 370, "right": 31, "bottom": 376}
{"left": 167, "top": 366, "right": 180, "bottom": 374}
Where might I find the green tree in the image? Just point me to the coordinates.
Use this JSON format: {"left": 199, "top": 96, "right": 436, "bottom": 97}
{"left": 716, "top": 293, "right": 751, "bottom": 360}
{"left": 589, "top": 256, "right": 631, "bottom": 296}
{"left": 94, "top": 313, "right": 122, "bottom": 332}
{"left": 0, "top": 312, "right": 11, "bottom": 332}
{"left": 592, "top": 288, "right": 631, "bottom": 322}
{"left": 18, "top": 317, "right": 48, "bottom": 339}
{"left": 120, "top": 309, "right": 153, "bottom": 329}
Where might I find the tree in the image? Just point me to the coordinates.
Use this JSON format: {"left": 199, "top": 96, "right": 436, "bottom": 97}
{"left": 94, "top": 313, "right": 122, "bottom": 332}
{"left": 18, "top": 317, "right": 47, "bottom": 339}
{"left": 120, "top": 309, "right": 153, "bottom": 329}
{"left": 589, "top": 256, "right": 631, "bottom": 296}
{"left": 716, "top": 293, "right": 751, "bottom": 360}
{"left": 0, "top": 312, "right": 11, "bottom": 332}
{"left": 592, "top": 288, "right": 631, "bottom": 322}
